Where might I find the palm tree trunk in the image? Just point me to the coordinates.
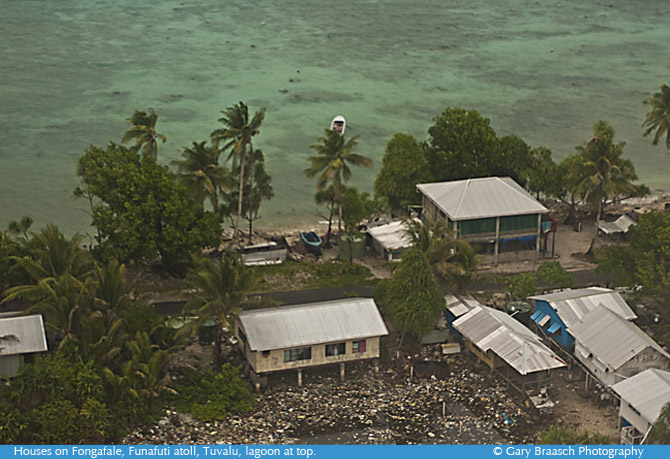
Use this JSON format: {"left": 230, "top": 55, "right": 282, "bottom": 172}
{"left": 247, "top": 146, "right": 255, "bottom": 242}
{"left": 325, "top": 196, "right": 335, "bottom": 246}
{"left": 235, "top": 148, "right": 246, "bottom": 240}
{"left": 214, "top": 318, "right": 223, "bottom": 370}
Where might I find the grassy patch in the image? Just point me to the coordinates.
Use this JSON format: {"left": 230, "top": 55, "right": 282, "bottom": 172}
{"left": 251, "top": 260, "right": 375, "bottom": 293}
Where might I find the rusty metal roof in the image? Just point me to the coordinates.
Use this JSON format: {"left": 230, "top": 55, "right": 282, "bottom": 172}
{"left": 0, "top": 314, "right": 48, "bottom": 356}
{"left": 417, "top": 177, "right": 548, "bottom": 221}
{"left": 238, "top": 298, "right": 388, "bottom": 351}
{"left": 453, "top": 306, "right": 566, "bottom": 375}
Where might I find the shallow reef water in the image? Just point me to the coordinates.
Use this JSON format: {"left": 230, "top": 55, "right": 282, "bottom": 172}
{"left": 1, "top": 0, "right": 669, "bottom": 234}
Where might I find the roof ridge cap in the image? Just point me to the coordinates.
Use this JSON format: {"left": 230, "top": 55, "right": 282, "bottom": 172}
{"left": 454, "top": 179, "right": 471, "bottom": 217}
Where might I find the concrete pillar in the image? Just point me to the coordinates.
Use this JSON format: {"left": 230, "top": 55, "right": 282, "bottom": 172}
{"left": 374, "top": 359, "right": 379, "bottom": 375}
{"left": 453, "top": 220, "right": 458, "bottom": 234}
{"left": 494, "top": 217, "right": 500, "bottom": 264}
{"left": 536, "top": 214, "right": 542, "bottom": 252}
{"left": 340, "top": 362, "right": 345, "bottom": 381}
{"left": 297, "top": 368, "right": 303, "bottom": 387}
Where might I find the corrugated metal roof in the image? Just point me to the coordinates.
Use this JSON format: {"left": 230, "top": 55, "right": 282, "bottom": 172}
{"left": 597, "top": 215, "right": 636, "bottom": 235}
{"left": 612, "top": 369, "right": 670, "bottom": 424}
{"left": 571, "top": 305, "right": 670, "bottom": 371}
{"left": 453, "top": 306, "right": 566, "bottom": 375}
{"left": 416, "top": 177, "right": 548, "bottom": 221}
{"left": 367, "top": 220, "right": 415, "bottom": 251}
{"left": 530, "top": 287, "right": 636, "bottom": 329}
{"left": 0, "top": 315, "right": 48, "bottom": 356}
{"left": 238, "top": 298, "right": 389, "bottom": 351}
{"left": 445, "top": 293, "right": 482, "bottom": 318}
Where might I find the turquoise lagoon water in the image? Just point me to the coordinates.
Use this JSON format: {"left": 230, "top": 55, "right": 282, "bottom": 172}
{"left": 1, "top": 0, "right": 669, "bottom": 235}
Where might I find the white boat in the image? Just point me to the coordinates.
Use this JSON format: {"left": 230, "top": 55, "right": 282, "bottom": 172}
{"left": 330, "top": 115, "right": 346, "bottom": 135}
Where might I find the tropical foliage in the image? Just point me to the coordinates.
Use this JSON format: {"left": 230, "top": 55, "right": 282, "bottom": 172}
{"left": 537, "top": 261, "right": 574, "bottom": 289}
{"left": 168, "top": 365, "right": 255, "bottom": 422}
{"left": 643, "top": 84, "right": 670, "bottom": 150}
{"left": 506, "top": 272, "right": 538, "bottom": 300}
{"left": 374, "top": 248, "right": 444, "bottom": 347}
{"left": 75, "top": 142, "right": 221, "bottom": 268}
{"left": 374, "top": 133, "right": 429, "bottom": 210}
{"left": 181, "top": 255, "right": 257, "bottom": 368}
{"left": 121, "top": 108, "right": 166, "bottom": 160}
{"left": 211, "top": 102, "right": 266, "bottom": 238}
{"left": 648, "top": 401, "right": 670, "bottom": 444}
{"left": 538, "top": 424, "right": 612, "bottom": 444}
{"left": 305, "top": 129, "right": 373, "bottom": 241}
{"left": 173, "top": 141, "right": 231, "bottom": 214}
{"left": 402, "top": 218, "right": 484, "bottom": 292}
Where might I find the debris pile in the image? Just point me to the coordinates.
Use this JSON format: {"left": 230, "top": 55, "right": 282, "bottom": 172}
{"left": 123, "top": 358, "right": 538, "bottom": 445}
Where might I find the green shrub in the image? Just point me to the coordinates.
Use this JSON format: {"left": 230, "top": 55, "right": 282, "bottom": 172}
{"left": 507, "top": 272, "right": 538, "bottom": 300}
{"left": 539, "top": 424, "right": 612, "bottom": 444}
{"left": 169, "top": 364, "right": 256, "bottom": 422}
{"left": 537, "top": 261, "right": 574, "bottom": 289}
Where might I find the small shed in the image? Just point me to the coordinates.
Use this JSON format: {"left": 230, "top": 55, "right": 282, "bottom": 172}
{"left": 612, "top": 369, "right": 670, "bottom": 444}
{"left": 367, "top": 219, "right": 414, "bottom": 261}
{"left": 571, "top": 305, "right": 670, "bottom": 387}
{"left": 529, "top": 287, "right": 636, "bottom": 349}
{"left": 417, "top": 177, "right": 548, "bottom": 262}
{"left": 235, "top": 298, "right": 388, "bottom": 389}
{"left": 453, "top": 305, "right": 566, "bottom": 391}
{"left": 0, "top": 314, "right": 48, "bottom": 377}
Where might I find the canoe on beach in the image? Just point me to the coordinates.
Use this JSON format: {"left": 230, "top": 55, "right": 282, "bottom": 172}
{"left": 300, "top": 231, "right": 323, "bottom": 254}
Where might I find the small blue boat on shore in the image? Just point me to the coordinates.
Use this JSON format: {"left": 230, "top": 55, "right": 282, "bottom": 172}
{"left": 300, "top": 231, "right": 323, "bottom": 255}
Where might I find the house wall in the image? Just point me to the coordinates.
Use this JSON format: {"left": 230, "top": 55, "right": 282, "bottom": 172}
{"left": 234, "top": 323, "right": 382, "bottom": 375}
{"left": 618, "top": 347, "right": 670, "bottom": 380}
{"left": 619, "top": 401, "right": 652, "bottom": 438}
{"left": 575, "top": 345, "right": 670, "bottom": 387}
{"left": 464, "top": 340, "right": 504, "bottom": 371}
{"left": 0, "top": 355, "right": 21, "bottom": 378}
{"left": 532, "top": 300, "right": 574, "bottom": 349}
{"left": 574, "top": 341, "right": 617, "bottom": 386}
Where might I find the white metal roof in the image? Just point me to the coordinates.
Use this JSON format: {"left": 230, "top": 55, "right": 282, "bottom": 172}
{"left": 612, "top": 369, "right": 670, "bottom": 424}
{"left": 0, "top": 314, "right": 48, "bottom": 356}
{"left": 238, "top": 298, "right": 389, "bottom": 351}
{"left": 571, "top": 305, "right": 670, "bottom": 371}
{"left": 530, "top": 287, "right": 636, "bottom": 330}
{"left": 453, "top": 306, "right": 566, "bottom": 375}
{"left": 367, "top": 220, "right": 415, "bottom": 251}
{"left": 597, "top": 215, "right": 636, "bottom": 235}
{"left": 445, "top": 293, "right": 482, "bottom": 318}
{"left": 416, "top": 177, "right": 548, "bottom": 221}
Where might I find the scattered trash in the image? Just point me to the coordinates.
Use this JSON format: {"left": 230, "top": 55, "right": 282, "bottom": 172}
{"left": 123, "top": 357, "right": 537, "bottom": 445}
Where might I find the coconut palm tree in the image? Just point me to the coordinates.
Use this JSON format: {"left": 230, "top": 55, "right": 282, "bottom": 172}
{"left": 181, "top": 255, "right": 257, "bottom": 368}
{"left": 305, "top": 129, "right": 372, "bottom": 241}
{"left": 402, "top": 218, "right": 484, "bottom": 291}
{"left": 642, "top": 84, "right": 670, "bottom": 150}
{"left": 173, "top": 141, "right": 231, "bottom": 214}
{"left": 574, "top": 121, "right": 640, "bottom": 222}
{"left": 11, "top": 224, "right": 90, "bottom": 282}
{"left": 121, "top": 108, "right": 166, "bottom": 160}
{"left": 211, "top": 102, "right": 266, "bottom": 238}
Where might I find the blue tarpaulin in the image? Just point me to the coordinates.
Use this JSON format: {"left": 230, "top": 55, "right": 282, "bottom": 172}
{"left": 530, "top": 310, "right": 543, "bottom": 321}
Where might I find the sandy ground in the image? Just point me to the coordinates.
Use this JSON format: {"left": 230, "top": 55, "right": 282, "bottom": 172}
{"left": 552, "top": 370, "right": 619, "bottom": 442}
